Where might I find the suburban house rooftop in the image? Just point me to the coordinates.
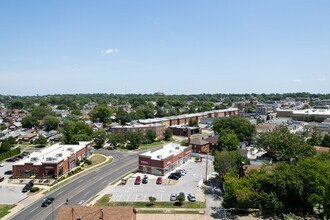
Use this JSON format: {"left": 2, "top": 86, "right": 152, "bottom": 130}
{"left": 14, "top": 142, "right": 90, "bottom": 166}
{"left": 140, "top": 143, "right": 187, "bottom": 160}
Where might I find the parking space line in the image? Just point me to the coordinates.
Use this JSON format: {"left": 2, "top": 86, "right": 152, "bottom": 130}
{"left": 143, "top": 194, "right": 146, "bottom": 201}
{"left": 118, "top": 194, "right": 122, "bottom": 201}
{"left": 135, "top": 195, "right": 138, "bottom": 202}
{"left": 160, "top": 194, "right": 163, "bottom": 201}
{"left": 126, "top": 194, "right": 130, "bottom": 201}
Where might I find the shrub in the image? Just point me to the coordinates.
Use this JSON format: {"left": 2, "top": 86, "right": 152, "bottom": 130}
{"left": 85, "top": 159, "right": 92, "bottom": 165}
{"left": 58, "top": 176, "right": 66, "bottom": 182}
{"left": 30, "top": 187, "right": 40, "bottom": 193}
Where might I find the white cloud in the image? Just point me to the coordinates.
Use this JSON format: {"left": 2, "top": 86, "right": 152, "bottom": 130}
{"left": 102, "top": 48, "right": 120, "bottom": 54}
{"left": 317, "top": 78, "right": 326, "bottom": 81}
{"left": 292, "top": 79, "right": 302, "bottom": 83}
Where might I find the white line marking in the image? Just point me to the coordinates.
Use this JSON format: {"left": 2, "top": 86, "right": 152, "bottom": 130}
{"left": 30, "top": 207, "right": 38, "bottom": 213}
{"left": 161, "top": 194, "right": 163, "bottom": 201}
{"left": 135, "top": 195, "right": 138, "bottom": 202}
{"left": 77, "top": 179, "right": 83, "bottom": 183}
{"left": 102, "top": 180, "right": 107, "bottom": 184}
{"left": 84, "top": 191, "right": 90, "bottom": 196}
{"left": 118, "top": 194, "right": 122, "bottom": 201}
{"left": 78, "top": 200, "right": 85, "bottom": 205}
{"left": 57, "top": 191, "right": 64, "bottom": 196}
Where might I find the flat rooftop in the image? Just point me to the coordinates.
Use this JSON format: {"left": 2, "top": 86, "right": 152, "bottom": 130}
{"left": 14, "top": 142, "right": 90, "bottom": 166}
{"left": 292, "top": 109, "right": 330, "bottom": 116}
{"left": 140, "top": 143, "right": 188, "bottom": 160}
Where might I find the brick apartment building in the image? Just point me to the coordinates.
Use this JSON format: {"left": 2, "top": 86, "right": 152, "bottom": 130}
{"left": 12, "top": 142, "right": 91, "bottom": 179}
{"left": 110, "top": 123, "right": 166, "bottom": 140}
{"left": 138, "top": 143, "right": 192, "bottom": 176}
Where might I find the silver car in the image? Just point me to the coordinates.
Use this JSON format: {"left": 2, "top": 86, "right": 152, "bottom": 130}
{"left": 170, "top": 193, "right": 177, "bottom": 201}
{"left": 187, "top": 193, "right": 196, "bottom": 202}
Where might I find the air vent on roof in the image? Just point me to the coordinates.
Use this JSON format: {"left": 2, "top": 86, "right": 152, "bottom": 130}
{"left": 157, "top": 155, "right": 162, "bottom": 159}
{"left": 175, "top": 146, "right": 180, "bottom": 150}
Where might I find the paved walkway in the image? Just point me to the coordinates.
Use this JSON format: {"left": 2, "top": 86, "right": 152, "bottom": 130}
{"left": 3, "top": 154, "right": 111, "bottom": 220}
{"left": 137, "top": 213, "right": 210, "bottom": 220}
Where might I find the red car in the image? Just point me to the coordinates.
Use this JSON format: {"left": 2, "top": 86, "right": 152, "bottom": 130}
{"left": 134, "top": 176, "right": 141, "bottom": 185}
{"left": 156, "top": 177, "right": 162, "bottom": 185}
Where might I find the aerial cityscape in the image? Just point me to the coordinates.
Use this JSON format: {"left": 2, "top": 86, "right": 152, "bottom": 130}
{"left": 0, "top": 1, "right": 330, "bottom": 220}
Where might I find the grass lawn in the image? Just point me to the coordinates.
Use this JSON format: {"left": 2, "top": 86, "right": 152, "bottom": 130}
{"left": 138, "top": 210, "right": 201, "bottom": 214}
{"left": 0, "top": 204, "right": 15, "bottom": 218}
{"left": 137, "top": 141, "right": 164, "bottom": 151}
{"left": 104, "top": 201, "right": 206, "bottom": 209}
{"left": 94, "top": 194, "right": 112, "bottom": 206}
{"left": 84, "top": 154, "right": 109, "bottom": 169}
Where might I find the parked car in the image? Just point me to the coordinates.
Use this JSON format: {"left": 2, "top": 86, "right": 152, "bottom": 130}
{"left": 4, "top": 170, "right": 13, "bottom": 175}
{"left": 41, "top": 197, "right": 55, "bottom": 207}
{"left": 170, "top": 193, "right": 177, "bottom": 201}
{"left": 168, "top": 174, "right": 179, "bottom": 180}
{"left": 156, "top": 177, "right": 162, "bottom": 184}
{"left": 142, "top": 176, "right": 148, "bottom": 184}
{"left": 134, "top": 176, "right": 141, "bottom": 185}
{"left": 178, "top": 192, "right": 185, "bottom": 201}
{"left": 175, "top": 171, "right": 183, "bottom": 177}
{"left": 5, "top": 158, "right": 15, "bottom": 162}
{"left": 171, "top": 172, "right": 181, "bottom": 178}
{"left": 14, "top": 157, "right": 20, "bottom": 161}
{"left": 0, "top": 176, "right": 4, "bottom": 182}
{"left": 177, "top": 169, "right": 187, "bottom": 175}
{"left": 0, "top": 163, "right": 4, "bottom": 167}
{"left": 17, "top": 155, "right": 24, "bottom": 159}
{"left": 22, "top": 181, "right": 34, "bottom": 193}
{"left": 187, "top": 193, "right": 196, "bottom": 202}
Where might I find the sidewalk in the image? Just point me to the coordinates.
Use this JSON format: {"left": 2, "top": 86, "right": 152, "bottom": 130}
{"left": 3, "top": 154, "right": 111, "bottom": 220}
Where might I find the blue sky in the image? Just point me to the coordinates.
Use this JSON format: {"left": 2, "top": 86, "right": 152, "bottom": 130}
{"left": 0, "top": 1, "right": 329, "bottom": 95}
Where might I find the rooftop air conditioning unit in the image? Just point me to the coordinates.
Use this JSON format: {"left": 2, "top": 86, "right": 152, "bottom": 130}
{"left": 157, "top": 155, "right": 162, "bottom": 159}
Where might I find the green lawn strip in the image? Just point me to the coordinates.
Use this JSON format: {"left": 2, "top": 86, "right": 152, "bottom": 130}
{"left": 137, "top": 210, "right": 201, "bottom": 214}
{"left": 137, "top": 141, "right": 164, "bottom": 151}
{"left": 0, "top": 204, "right": 16, "bottom": 218}
{"left": 44, "top": 154, "right": 112, "bottom": 194}
{"left": 94, "top": 194, "right": 112, "bottom": 206}
{"left": 105, "top": 201, "right": 206, "bottom": 209}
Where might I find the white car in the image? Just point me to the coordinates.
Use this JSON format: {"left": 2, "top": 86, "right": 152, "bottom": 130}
{"left": 170, "top": 193, "right": 177, "bottom": 201}
{"left": 187, "top": 193, "right": 196, "bottom": 202}
{"left": 0, "top": 163, "right": 4, "bottom": 167}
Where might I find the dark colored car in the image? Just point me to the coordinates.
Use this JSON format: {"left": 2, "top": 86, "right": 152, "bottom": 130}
{"left": 174, "top": 171, "right": 182, "bottom": 177}
{"left": 0, "top": 176, "right": 4, "bottom": 182}
{"left": 171, "top": 172, "right": 181, "bottom": 178}
{"left": 17, "top": 155, "right": 25, "bottom": 159}
{"left": 134, "top": 176, "right": 141, "bottom": 185}
{"left": 41, "top": 197, "right": 55, "bottom": 207}
{"left": 5, "top": 158, "right": 15, "bottom": 162}
{"left": 142, "top": 176, "right": 148, "bottom": 184}
{"left": 156, "top": 177, "right": 162, "bottom": 184}
{"left": 22, "top": 181, "right": 34, "bottom": 193}
{"left": 4, "top": 170, "right": 13, "bottom": 175}
{"left": 168, "top": 174, "right": 179, "bottom": 180}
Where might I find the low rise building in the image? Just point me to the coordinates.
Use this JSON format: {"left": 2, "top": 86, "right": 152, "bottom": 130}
{"left": 138, "top": 143, "right": 192, "bottom": 176}
{"left": 168, "top": 125, "right": 201, "bottom": 137}
{"left": 12, "top": 142, "right": 91, "bottom": 179}
{"left": 110, "top": 123, "right": 166, "bottom": 140}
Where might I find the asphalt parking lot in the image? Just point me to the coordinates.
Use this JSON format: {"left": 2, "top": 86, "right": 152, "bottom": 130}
{"left": 0, "top": 161, "right": 28, "bottom": 204}
{"left": 111, "top": 158, "right": 213, "bottom": 202}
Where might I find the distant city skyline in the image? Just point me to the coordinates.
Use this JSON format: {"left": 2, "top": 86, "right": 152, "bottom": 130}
{"left": 0, "top": 1, "right": 329, "bottom": 95}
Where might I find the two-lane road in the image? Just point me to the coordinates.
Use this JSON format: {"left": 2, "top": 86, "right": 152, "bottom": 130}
{"left": 10, "top": 150, "right": 141, "bottom": 220}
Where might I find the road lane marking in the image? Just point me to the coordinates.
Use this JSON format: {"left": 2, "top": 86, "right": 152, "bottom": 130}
{"left": 102, "top": 180, "right": 107, "bottom": 184}
{"left": 30, "top": 207, "right": 38, "bottom": 213}
{"left": 77, "top": 179, "right": 83, "bottom": 183}
{"left": 57, "top": 190, "right": 64, "bottom": 196}
{"left": 84, "top": 191, "right": 90, "bottom": 196}
{"left": 78, "top": 200, "right": 85, "bottom": 205}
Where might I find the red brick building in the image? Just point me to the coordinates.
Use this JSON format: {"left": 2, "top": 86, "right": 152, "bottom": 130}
{"left": 12, "top": 142, "right": 91, "bottom": 179}
{"left": 110, "top": 123, "right": 166, "bottom": 140}
{"left": 138, "top": 143, "right": 192, "bottom": 176}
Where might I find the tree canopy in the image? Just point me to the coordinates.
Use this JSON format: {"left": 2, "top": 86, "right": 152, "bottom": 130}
{"left": 212, "top": 116, "right": 256, "bottom": 142}
{"left": 257, "top": 126, "right": 316, "bottom": 162}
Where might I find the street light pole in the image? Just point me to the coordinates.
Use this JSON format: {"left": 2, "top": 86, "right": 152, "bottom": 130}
{"left": 205, "top": 153, "right": 208, "bottom": 182}
{"left": 52, "top": 201, "right": 54, "bottom": 220}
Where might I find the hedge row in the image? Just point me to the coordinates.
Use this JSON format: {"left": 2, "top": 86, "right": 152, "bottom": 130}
{"left": 0, "top": 147, "right": 21, "bottom": 161}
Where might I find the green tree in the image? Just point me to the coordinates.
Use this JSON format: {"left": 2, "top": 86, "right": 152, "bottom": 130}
{"left": 43, "top": 116, "right": 60, "bottom": 131}
{"left": 21, "top": 116, "right": 37, "bottom": 129}
{"left": 7, "top": 136, "right": 17, "bottom": 145}
{"left": 213, "top": 150, "right": 244, "bottom": 181}
{"left": 61, "top": 121, "right": 93, "bottom": 144}
{"left": 188, "top": 120, "right": 198, "bottom": 127}
{"left": 89, "top": 105, "right": 113, "bottom": 124}
{"left": 108, "top": 133, "right": 124, "bottom": 147}
{"left": 93, "top": 129, "right": 107, "bottom": 149}
{"left": 145, "top": 129, "right": 156, "bottom": 144}
{"left": 164, "top": 128, "right": 173, "bottom": 140}
{"left": 321, "top": 135, "right": 330, "bottom": 147}
{"left": 219, "top": 130, "right": 240, "bottom": 151}
{"left": 212, "top": 116, "right": 256, "bottom": 142}
{"left": 307, "top": 127, "right": 323, "bottom": 146}
{"left": 127, "top": 131, "right": 144, "bottom": 150}
{"left": 35, "top": 135, "right": 47, "bottom": 147}
{"left": 31, "top": 106, "right": 54, "bottom": 120}
{"left": 9, "top": 100, "right": 24, "bottom": 109}
{"left": 0, "top": 139, "right": 11, "bottom": 153}
{"left": 257, "top": 126, "right": 316, "bottom": 162}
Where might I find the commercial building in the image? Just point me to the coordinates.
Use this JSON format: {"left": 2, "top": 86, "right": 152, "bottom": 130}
{"left": 138, "top": 143, "right": 192, "bottom": 176}
{"left": 276, "top": 109, "right": 330, "bottom": 122}
{"left": 12, "top": 142, "right": 91, "bottom": 179}
{"left": 110, "top": 123, "right": 166, "bottom": 140}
